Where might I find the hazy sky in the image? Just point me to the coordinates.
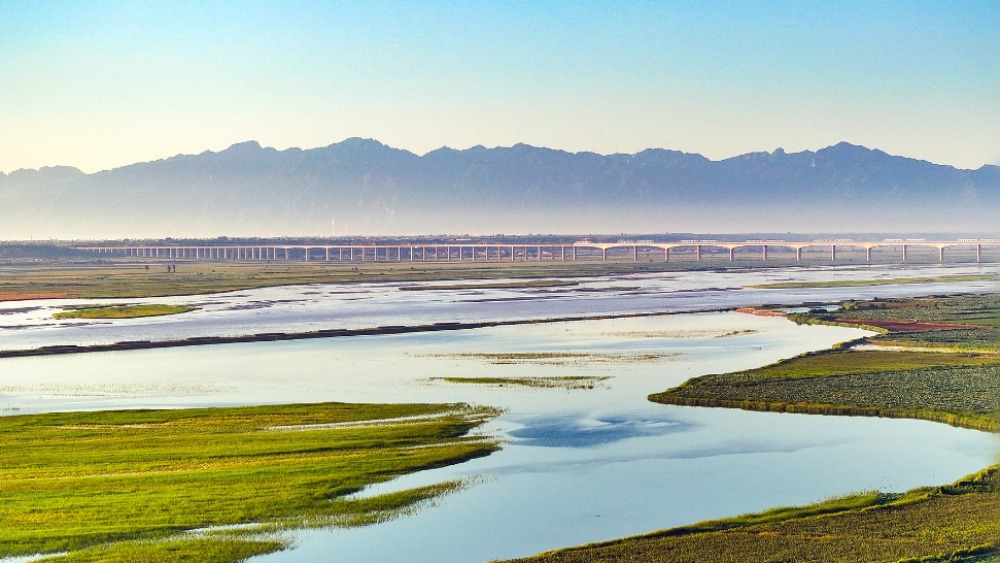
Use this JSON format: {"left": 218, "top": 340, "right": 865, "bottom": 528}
{"left": 1, "top": 0, "right": 997, "bottom": 174}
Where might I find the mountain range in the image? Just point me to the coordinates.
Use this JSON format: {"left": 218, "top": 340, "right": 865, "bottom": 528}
{"left": 1, "top": 139, "right": 997, "bottom": 239}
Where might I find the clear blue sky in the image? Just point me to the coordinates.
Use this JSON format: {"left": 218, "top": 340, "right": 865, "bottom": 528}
{"left": 1, "top": 0, "right": 997, "bottom": 173}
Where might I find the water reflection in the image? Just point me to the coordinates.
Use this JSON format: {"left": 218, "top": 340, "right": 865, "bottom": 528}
{"left": 508, "top": 413, "right": 692, "bottom": 448}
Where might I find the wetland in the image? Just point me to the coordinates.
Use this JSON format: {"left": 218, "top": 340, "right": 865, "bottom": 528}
{"left": 0, "top": 260, "right": 996, "bottom": 562}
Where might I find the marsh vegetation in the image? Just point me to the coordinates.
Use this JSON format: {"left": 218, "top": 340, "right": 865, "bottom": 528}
{"left": 53, "top": 304, "right": 197, "bottom": 319}
{"left": 0, "top": 402, "right": 498, "bottom": 562}
{"left": 431, "top": 375, "right": 609, "bottom": 390}
{"left": 507, "top": 466, "right": 1000, "bottom": 563}
{"left": 654, "top": 293, "right": 1000, "bottom": 431}
{"left": 748, "top": 273, "right": 997, "bottom": 289}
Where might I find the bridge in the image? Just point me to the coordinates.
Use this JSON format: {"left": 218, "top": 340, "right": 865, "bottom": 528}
{"left": 75, "top": 239, "right": 1000, "bottom": 264}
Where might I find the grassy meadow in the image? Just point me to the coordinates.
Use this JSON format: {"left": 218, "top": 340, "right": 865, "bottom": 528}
{"left": 0, "top": 402, "right": 499, "bottom": 562}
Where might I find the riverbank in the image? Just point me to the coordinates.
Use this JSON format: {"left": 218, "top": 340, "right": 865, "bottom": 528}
{"left": 0, "top": 260, "right": 760, "bottom": 300}
{"left": 508, "top": 292, "right": 1000, "bottom": 562}
{"left": 0, "top": 402, "right": 499, "bottom": 562}
{"left": 2, "top": 260, "right": 992, "bottom": 301}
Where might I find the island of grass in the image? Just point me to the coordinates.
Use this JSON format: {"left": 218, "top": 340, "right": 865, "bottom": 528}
{"left": 53, "top": 303, "right": 198, "bottom": 319}
{"left": 506, "top": 292, "right": 1000, "bottom": 562}
{"left": 746, "top": 273, "right": 997, "bottom": 289}
{"left": 432, "top": 375, "right": 609, "bottom": 390}
{"left": 399, "top": 279, "right": 581, "bottom": 291}
{"left": 653, "top": 293, "right": 1000, "bottom": 431}
{"left": 422, "top": 351, "right": 670, "bottom": 365}
{"left": 0, "top": 401, "right": 498, "bottom": 562}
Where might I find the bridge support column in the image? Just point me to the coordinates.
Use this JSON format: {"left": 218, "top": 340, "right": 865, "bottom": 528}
{"left": 729, "top": 248, "right": 735, "bottom": 261}
{"left": 902, "top": 245, "right": 907, "bottom": 263}
{"left": 664, "top": 248, "right": 669, "bottom": 262}
{"left": 939, "top": 247, "right": 945, "bottom": 263}
{"left": 831, "top": 245, "right": 836, "bottom": 262}
{"left": 696, "top": 245, "right": 702, "bottom": 261}
{"left": 573, "top": 246, "right": 578, "bottom": 261}
{"left": 633, "top": 246, "right": 638, "bottom": 261}
{"left": 601, "top": 248, "right": 607, "bottom": 261}
{"left": 977, "top": 244, "right": 982, "bottom": 263}
{"left": 762, "top": 245, "right": 768, "bottom": 261}
{"left": 865, "top": 247, "right": 871, "bottom": 262}
{"left": 795, "top": 247, "right": 802, "bottom": 261}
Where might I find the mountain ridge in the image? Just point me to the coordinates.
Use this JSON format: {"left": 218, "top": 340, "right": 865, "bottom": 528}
{"left": 1, "top": 139, "right": 996, "bottom": 238}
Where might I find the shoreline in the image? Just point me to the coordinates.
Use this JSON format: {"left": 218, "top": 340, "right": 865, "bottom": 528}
{"left": 0, "top": 308, "right": 732, "bottom": 359}
{"left": 510, "top": 291, "right": 1000, "bottom": 562}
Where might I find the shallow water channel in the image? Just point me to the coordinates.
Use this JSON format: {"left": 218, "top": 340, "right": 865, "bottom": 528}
{"left": 0, "top": 263, "right": 996, "bottom": 562}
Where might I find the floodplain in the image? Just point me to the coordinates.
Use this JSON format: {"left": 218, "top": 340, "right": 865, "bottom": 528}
{"left": 0, "top": 258, "right": 996, "bottom": 562}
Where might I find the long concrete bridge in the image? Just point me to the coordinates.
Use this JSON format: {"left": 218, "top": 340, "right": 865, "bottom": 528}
{"left": 74, "top": 238, "right": 1000, "bottom": 264}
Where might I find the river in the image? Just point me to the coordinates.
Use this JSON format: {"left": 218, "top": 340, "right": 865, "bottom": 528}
{"left": 0, "top": 263, "right": 996, "bottom": 562}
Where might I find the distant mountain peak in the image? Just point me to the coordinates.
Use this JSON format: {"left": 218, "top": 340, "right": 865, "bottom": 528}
{"left": 223, "top": 140, "right": 263, "bottom": 152}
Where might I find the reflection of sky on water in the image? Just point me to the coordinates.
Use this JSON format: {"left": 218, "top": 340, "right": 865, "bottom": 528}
{"left": 0, "top": 266, "right": 996, "bottom": 562}
{"left": 508, "top": 413, "right": 692, "bottom": 448}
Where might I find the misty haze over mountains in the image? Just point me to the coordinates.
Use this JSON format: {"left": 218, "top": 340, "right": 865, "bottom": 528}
{"left": 1, "top": 139, "right": 997, "bottom": 239}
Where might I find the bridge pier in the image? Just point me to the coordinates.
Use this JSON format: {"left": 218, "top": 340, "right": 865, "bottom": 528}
{"left": 696, "top": 245, "right": 702, "bottom": 261}
{"left": 762, "top": 245, "right": 768, "bottom": 261}
{"left": 977, "top": 244, "right": 982, "bottom": 263}
{"left": 939, "top": 247, "right": 945, "bottom": 263}
{"left": 729, "top": 248, "right": 735, "bottom": 261}
{"left": 831, "top": 245, "right": 836, "bottom": 262}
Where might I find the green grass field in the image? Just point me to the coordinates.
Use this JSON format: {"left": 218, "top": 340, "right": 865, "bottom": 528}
{"left": 0, "top": 402, "right": 498, "bottom": 562}
{"left": 53, "top": 304, "right": 197, "bottom": 319}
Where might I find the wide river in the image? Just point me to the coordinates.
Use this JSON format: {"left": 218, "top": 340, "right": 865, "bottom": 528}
{"left": 0, "top": 263, "right": 996, "bottom": 562}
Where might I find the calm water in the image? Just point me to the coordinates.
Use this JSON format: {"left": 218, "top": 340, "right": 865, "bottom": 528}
{"left": 0, "top": 264, "right": 996, "bottom": 562}
{"left": 1, "top": 263, "right": 996, "bottom": 351}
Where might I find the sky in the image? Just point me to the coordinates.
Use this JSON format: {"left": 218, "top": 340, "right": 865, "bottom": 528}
{"left": 1, "top": 0, "right": 998, "bottom": 174}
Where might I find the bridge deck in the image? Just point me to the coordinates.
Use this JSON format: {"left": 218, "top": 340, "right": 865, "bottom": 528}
{"left": 74, "top": 240, "right": 1000, "bottom": 264}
